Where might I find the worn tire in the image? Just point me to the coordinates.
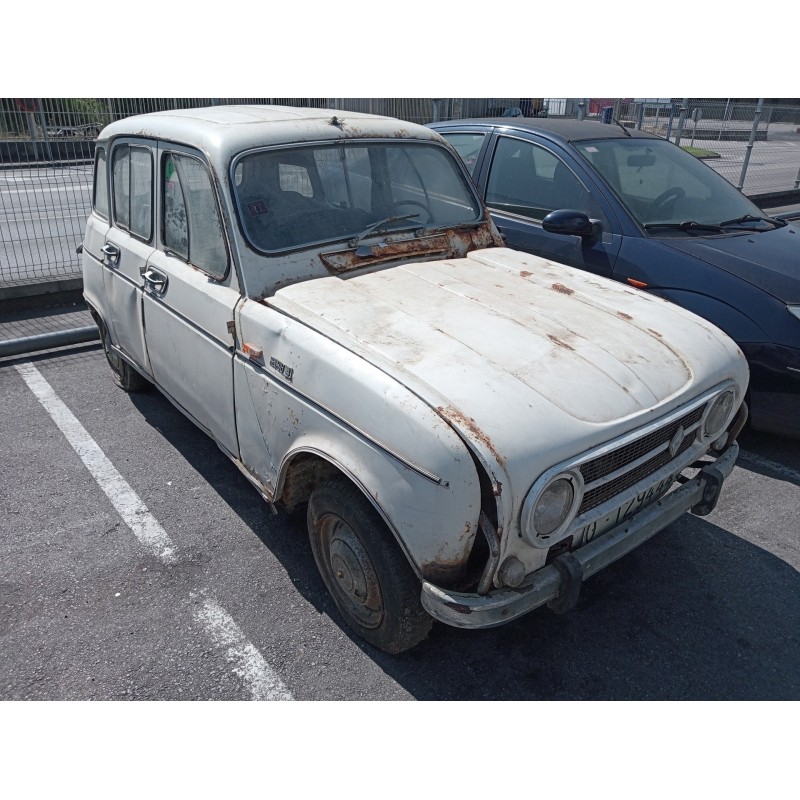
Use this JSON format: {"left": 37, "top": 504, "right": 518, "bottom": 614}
{"left": 307, "top": 477, "right": 433, "bottom": 653}
{"left": 98, "top": 318, "right": 150, "bottom": 393}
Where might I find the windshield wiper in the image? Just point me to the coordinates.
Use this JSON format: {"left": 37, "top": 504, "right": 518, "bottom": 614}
{"left": 644, "top": 221, "right": 723, "bottom": 233}
{"left": 718, "top": 214, "right": 786, "bottom": 229}
{"left": 414, "top": 219, "right": 483, "bottom": 237}
{"left": 348, "top": 213, "right": 420, "bottom": 248}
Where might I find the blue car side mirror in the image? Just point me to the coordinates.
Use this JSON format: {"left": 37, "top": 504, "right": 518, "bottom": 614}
{"left": 542, "top": 209, "right": 601, "bottom": 238}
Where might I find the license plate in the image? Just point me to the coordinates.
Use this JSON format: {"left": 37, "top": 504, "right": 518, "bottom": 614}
{"left": 579, "top": 472, "right": 677, "bottom": 545}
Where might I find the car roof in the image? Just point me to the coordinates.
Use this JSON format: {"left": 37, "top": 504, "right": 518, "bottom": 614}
{"left": 99, "top": 105, "right": 445, "bottom": 167}
{"left": 431, "top": 117, "right": 662, "bottom": 144}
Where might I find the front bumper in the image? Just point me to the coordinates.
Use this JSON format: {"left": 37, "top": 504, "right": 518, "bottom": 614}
{"left": 420, "top": 442, "right": 739, "bottom": 630}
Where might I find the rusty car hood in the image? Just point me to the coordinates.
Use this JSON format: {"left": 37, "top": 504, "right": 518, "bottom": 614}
{"left": 267, "top": 248, "right": 747, "bottom": 477}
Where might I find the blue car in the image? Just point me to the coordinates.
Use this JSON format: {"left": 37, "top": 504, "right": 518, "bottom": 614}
{"left": 429, "top": 118, "right": 800, "bottom": 437}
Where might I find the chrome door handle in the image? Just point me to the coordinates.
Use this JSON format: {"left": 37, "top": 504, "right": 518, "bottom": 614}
{"left": 101, "top": 242, "right": 120, "bottom": 267}
{"left": 143, "top": 267, "right": 168, "bottom": 295}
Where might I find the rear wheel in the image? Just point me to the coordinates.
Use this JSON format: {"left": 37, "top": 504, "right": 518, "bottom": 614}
{"left": 307, "top": 477, "right": 433, "bottom": 653}
{"left": 98, "top": 317, "right": 150, "bottom": 392}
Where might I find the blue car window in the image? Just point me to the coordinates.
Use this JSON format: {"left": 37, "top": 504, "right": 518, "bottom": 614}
{"left": 487, "top": 136, "right": 606, "bottom": 224}
{"left": 575, "top": 138, "right": 765, "bottom": 229}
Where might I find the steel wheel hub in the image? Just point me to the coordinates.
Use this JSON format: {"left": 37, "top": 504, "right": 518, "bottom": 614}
{"left": 324, "top": 517, "right": 383, "bottom": 629}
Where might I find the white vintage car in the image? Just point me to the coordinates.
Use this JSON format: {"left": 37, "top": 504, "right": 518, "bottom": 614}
{"left": 81, "top": 106, "right": 749, "bottom": 652}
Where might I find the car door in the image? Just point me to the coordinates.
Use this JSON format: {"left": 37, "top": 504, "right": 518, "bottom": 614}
{"left": 477, "top": 132, "right": 623, "bottom": 277}
{"left": 140, "top": 145, "right": 240, "bottom": 458}
{"left": 103, "top": 139, "right": 156, "bottom": 375}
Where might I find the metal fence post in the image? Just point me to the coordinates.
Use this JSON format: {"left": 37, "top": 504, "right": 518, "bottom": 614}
{"left": 673, "top": 99, "right": 689, "bottom": 146}
{"left": 738, "top": 98, "right": 764, "bottom": 190}
{"left": 577, "top": 100, "right": 585, "bottom": 121}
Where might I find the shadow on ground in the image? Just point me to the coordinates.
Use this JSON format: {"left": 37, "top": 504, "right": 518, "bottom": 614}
{"left": 126, "top": 386, "right": 799, "bottom": 701}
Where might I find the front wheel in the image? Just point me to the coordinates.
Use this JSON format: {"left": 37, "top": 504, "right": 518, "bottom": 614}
{"left": 307, "top": 477, "right": 432, "bottom": 653}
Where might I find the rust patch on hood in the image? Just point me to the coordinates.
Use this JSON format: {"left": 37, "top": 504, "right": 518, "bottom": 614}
{"left": 520, "top": 270, "right": 532, "bottom": 278}
{"left": 321, "top": 236, "right": 450, "bottom": 273}
{"left": 436, "top": 405, "right": 506, "bottom": 466}
{"left": 649, "top": 328, "right": 664, "bottom": 338}
{"left": 319, "top": 224, "right": 498, "bottom": 274}
{"left": 548, "top": 334, "right": 575, "bottom": 351}
{"left": 617, "top": 311, "right": 633, "bottom": 320}
{"left": 552, "top": 282, "right": 574, "bottom": 295}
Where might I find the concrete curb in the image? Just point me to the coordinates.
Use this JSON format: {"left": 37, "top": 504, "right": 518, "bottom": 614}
{"left": 0, "top": 277, "right": 83, "bottom": 302}
{"left": 0, "top": 278, "right": 84, "bottom": 314}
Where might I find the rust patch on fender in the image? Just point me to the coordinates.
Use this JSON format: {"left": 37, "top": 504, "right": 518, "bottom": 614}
{"left": 552, "top": 282, "right": 574, "bottom": 295}
{"left": 436, "top": 405, "right": 506, "bottom": 466}
{"left": 548, "top": 334, "right": 575, "bottom": 351}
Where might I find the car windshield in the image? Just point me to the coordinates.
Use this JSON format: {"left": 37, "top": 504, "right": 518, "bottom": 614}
{"left": 573, "top": 137, "right": 770, "bottom": 232}
{"left": 233, "top": 141, "right": 482, "bottom": 253}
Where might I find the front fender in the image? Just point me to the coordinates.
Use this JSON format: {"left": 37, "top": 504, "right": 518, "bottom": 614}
{"left": 276, "top": 433, "right": 481, "bottom": 586}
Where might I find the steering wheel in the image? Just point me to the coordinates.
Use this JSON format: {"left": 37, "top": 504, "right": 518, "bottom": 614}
{"left": 393, "top": 199, "right": 433, "bottom": 224}
{"left": 651, "top": 186, "right": 686, "bottom": 215}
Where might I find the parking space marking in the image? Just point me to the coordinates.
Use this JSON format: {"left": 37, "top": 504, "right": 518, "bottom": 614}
{"left": 16, "top": 361, "right": 178, "bottom": 565}
{"left": 15, "top": 361, "right": 294, "bottom": 701}
{"left": 192, "top": 593, "right": 293, "bottom": 701}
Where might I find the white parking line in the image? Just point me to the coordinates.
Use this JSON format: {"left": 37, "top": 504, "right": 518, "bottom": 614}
{"left": 192, "top": 593, "right": 294, "bottom": 701}
{"left": 15, "top": 361, "right": 293, "bottom": 701}
{"left": 16, "top": 362, "right": 178, "bottom": 564}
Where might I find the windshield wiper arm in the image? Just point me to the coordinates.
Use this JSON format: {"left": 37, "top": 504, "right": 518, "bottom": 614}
{"left": 644, "top": 221, "right": 723, "bottom": 233}
{"left": 718, "top": 214, "right": 785, "bottom": 229}
{"left": 348, "top": 213, "right": 420, "bottom": 248}
{"left": 414, "top": 219, "right": 483, "bottom": 237}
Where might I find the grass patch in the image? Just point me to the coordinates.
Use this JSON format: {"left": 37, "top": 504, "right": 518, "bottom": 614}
{"left": 682, "top": 146, "right": 721, "bottom": 159}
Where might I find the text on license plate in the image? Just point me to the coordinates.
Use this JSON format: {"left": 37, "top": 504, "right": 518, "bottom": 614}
{"left": 579, "top": 472, "right": 677, "bottom": 545}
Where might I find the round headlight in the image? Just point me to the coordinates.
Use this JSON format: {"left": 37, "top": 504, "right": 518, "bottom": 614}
{"left": 704, "top": 390, "right": 735, "bottom": 439}
{"left": 534, "top": 478, "right": 575, "bottom": 536}
{"left": 522, "top": 470, "right": 584, "bottom": 547}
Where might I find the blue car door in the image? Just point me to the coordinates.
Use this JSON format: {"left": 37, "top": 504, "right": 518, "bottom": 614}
{"left": 477, "top": 132, "right": 623, "bottom": 277}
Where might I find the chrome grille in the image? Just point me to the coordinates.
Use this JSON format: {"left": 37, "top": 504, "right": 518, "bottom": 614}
{"left": 578, "top": 405, "right": 705, "bottom": 515}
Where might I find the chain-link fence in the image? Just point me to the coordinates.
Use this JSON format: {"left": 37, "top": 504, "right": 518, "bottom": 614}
{"left": 2, "top": 97, "right": 800, "bottom": 287}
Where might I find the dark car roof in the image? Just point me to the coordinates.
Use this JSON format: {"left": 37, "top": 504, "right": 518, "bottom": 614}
{"left": 432, "top": 117, "right": 662, "bottom": 145}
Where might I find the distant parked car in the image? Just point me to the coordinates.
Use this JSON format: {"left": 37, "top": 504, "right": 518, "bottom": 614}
{"left": 46, "top": 123, "right": 101, "bottom": 139}
{"left": 81, "top": 106, "right": 747, "bottom": 652}
{"left": 430, "top": 117, "right": 800, "bottom": 437}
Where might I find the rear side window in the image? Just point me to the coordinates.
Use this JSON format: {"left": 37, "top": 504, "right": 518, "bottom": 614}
{"left": 440, "top": 132, "right": 486, "bottom": 175}
{"left": 163, "top": 152, "right": 228, "bottom": 279}
{"left": 93, "top": 148, "right": 109, "bottom": 218}
{"left": 112, "top": 144, "right": 153, "bottom": 241}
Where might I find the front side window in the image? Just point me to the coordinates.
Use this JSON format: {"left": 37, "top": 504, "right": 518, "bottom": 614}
{"left": 486, "top": 136, "right": 602, "bottom": 223}
{"left": 163, "top": 152, "right": 228, "bottom": 278}
{"left": 233, "top": 141, "right": 482, "bottom": 253}
{"left": 112, "top": 144, "right": 153, "bottom": 240}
